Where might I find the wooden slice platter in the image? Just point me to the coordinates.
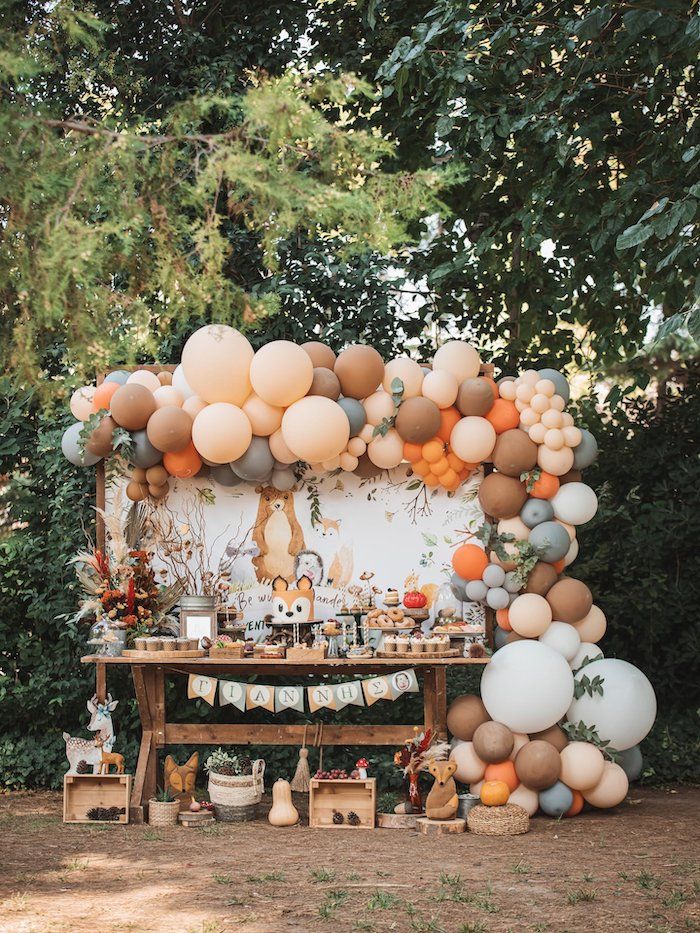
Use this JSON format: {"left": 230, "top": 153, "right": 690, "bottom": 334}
{"left": 376, "top": 648, "right": 460, "bottom": 660}
{"left": 121, "top": 649, "right": 206, "bottom": 660}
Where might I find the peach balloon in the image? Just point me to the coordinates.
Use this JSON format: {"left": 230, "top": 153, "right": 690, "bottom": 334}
{"left": 538, "top": 444, "right": 574, "bottom": 476}
{"left": 347, "top": 436, "right": 367, "bottom": 457}
{"left": 92, "top": 382, "right": 118, "bottom": 413}
{"left": 367, "top": 428, "right": 404, "bottom": 469}
{"left": 508, "top": 783, "right": 539, "bottom": 816}
{"left": 499, "top": 380, "right": 517, "bottom": 401}
{"left": 181, "top": 324, "right": 253, "bottom": 405}
{"left": 573, "top": 605, "right": 607, "bottom": 643}
{"left": 242, "top": 393, "right": 284, "bottom": 436}
{"left": 359, "top": 423, "right": 375, "bottom": 444}
{"left": 339, "top": 452, "right": 359, "bottom": 472}
{"left": 321, "top": 455, "right": 340, "bottom": 471}
{"left": 551, "top": 396, "right": 567, "bottom": 413}
{"left": 250, "top": 340, "right": 313, "bottom": 407}
{"left": 562, "top": 425, "right": 582, "bottom": 447}
{"left": 529, "top": 423, "right": 548, "bottom": 444}
{"left": 516, "top": 383, "right": 535, "bottom": 403}
{"left": 469, "top": 780, "right": 484, "bottom": 797}
{"left": 383, "top": 357, "right": 424, "bottom": 398}
{"left": 192, "top": 403, "right": 252, "bottom": 464}
{"left": 269, "top": 428, "right": 297, "bottom": 464}
{"left": 70, "top": 386, "right": 96, "bottom": 420}
{"left": 363, "top": 390, "right": 395, "bottom": 426}
{"left": 559, "top": 742, "right": 606, "bottom": 791}
{"left": 541, "top": 408, "right": 563, "bottom": 429}
{"left": 182, "top": 396, "right": 208, "bottom": 419}
{"left": 497, "top": 517, "right": 530, "bottom": 557}
{"left": 520, "top": 407, "right": 539, "bottom": 428}
{"left": 583, "top": 762, "right": 629, "bottom": 808}
{"left": 544, "top": 428, "right": 565, "bottom": 450}
{"left": 422, "top": 370, "right": 459, "bottom": 409}
{"left": 555, "top": 519, "right": 577, "bottom": 541}
{"left": 450, "top": 416, "right": 496, "bottom": 463}
{"left": 127, "top": 370, "right": 161, "bottom": 393}
{"left": 153, "top": 386, "right": 184, "bottom": 409}
{"left": 433, "top": 340, "right": 481, "bottom": 383}
{"left": 449, "top": 742, "right": 486, "bottom": 784}
{"left": 509, "top": 733, "right": 530, "bottom": 761}
{"left": 535, "top": 379, "right": 556, "bottom": 397}
{"left": 508, "top": 593, "right": 553, "bottom": 637}
{"left": 281, "top": 396, "right": 350, "bottom": 463}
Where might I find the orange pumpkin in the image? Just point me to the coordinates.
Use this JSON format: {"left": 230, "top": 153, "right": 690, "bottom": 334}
{"left": 484, "top": 760, "right": 519, "bottom": 792}
{"left": 480, "top": 780, "right": 511, "bottom": 807}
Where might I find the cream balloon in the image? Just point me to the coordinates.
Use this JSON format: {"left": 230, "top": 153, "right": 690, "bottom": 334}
{"left": 182, "top": 395, "right": 208, "bottom": 419}
{"left": 450, "top": 416, "right": 497, "bottom": 462}
{"left": 153, "top": 386, "right": 184, "bottom": 409}
{"left": 172, "top": 364, "right": 196, "bottom": 400}
{"left": 539, "top": 621, "right": 581, "bottom": 661}
{"left": 383, "top": 357, "right": 424, "bottom": 398}
{"left": 559, "top": 742, "right": 605, "bottom": 791}
{"left": 569, "top": 642, "right": 603, "bottom": 671}
{"left": 281, "top": 397, "right": 350, "bottom": 463}
{"left": 448, "top": 742, "right": 486, "bottom": 784}
{"left": 572, "top": 605, "right": 607, "bottom": 643}
{"left": 363, "top": 390, "right": 395, "bottom": 426}
{"left": 508, "top": 784, "right": 539, "bottom": 816}
{"left": 551, "top": 482, "right": 598, "bottom": 525}
{"left": 70, "top": 386, "right": 96, "bottom": 421}
{"left": 564, "top": 537, "right": 579, "bottom": 567}
{"left": 469, "top": 780, "right": 484, "bottom": 797}
{"left": 367, "top": 428, "right": 404, "bottom": 469}
{"left": 250, "top": 340, "right": 313, "bottom": 407}
{"left": 191, "top": 403, "right": 252, "bottom": 464}
{"left": 347, "top": 436, "right": 367, "bottom": 457}
{"left": 181, "top": 324, "right": 253, "bottom": 405}
{"left": 127, "top": 370, "right": 160, "bottom": 393}
{"left": 568, "top": 659, "right": 656, "bottom": 750}
{"left": 583, "top": 761, "right": 629, "bottom": 808}
{"left": 358, "top": 423, "right": 375, "bottom": 444}
{"left": 433, "top": 341, "right": 481, "bottom": 382}
{"left": 509, "top": 733, "right": 530, "bottom": 761}
{"left": 269, "top": 428, "right": 297, "bottom": 465}
{"left": 339, "top": 452, "right": 359, "bottom": 472}
{"left": 499, "top": 380, "right": 517, "bottom": 401}
{"left": 421, "top": 370, "right": 459, "bottom": 409}
{"left": 509, "top": 593, "right": 553, "bottom": 638}
{"left": 242, "top": 393, "right": 284, "bottom": 437}
{"left": 538, "top": 444, "right": 574, "bottom": 476}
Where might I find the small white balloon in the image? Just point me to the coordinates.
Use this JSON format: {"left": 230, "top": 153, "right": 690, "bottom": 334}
{"left": 172, "top": 364, "right": 196, "bottom": 400}
{"left": 569, "top": 642, "right": 603, "bottom": 671}
{"left": 551, "top": 482, "right": 598, "bottom": 525}
{"left": 539, "top": 621, "right": 581, "bottom": 661}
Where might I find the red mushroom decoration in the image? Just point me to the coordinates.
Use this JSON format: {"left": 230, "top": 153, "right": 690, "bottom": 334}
{"left": 356, "top": 757, "right": 369, "bottom": 779}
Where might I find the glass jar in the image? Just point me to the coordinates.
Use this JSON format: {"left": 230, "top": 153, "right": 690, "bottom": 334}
{"left": 87, "top": 619, "right": 126, "bottom": 657}
{"left": 432, "top": 581, "right": 462, "bottom": 625}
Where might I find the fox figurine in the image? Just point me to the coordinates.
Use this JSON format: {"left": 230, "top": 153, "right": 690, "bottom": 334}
{"left": 425, "top": 759, "right": 459, "bottom": 821}
{"left": 271, "top": 575, "right": 315, "bottom": 624}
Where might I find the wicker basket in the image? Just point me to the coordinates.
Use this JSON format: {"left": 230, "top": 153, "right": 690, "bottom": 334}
{"left": 467, "top": 803, "right": 529, "bottom": 836}
{"left": 208, "top": 759, "right": 265, "bottom": 822}
{"left": 147, "top": 798, "right": 181, "bottom": 826}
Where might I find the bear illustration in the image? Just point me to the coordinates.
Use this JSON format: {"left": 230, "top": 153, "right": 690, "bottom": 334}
{"left": 252, "top": 486, "right": 306, "bottom": 582}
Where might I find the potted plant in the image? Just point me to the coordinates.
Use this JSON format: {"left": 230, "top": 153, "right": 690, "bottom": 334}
{"left": 205, "top": 748, "right": 265, "bottom": 822}
{"left": 148, "top": 786, "right": 181, "bottom": 826}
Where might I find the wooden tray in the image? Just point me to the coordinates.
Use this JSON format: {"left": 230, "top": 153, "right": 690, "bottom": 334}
{"left": 401, "top": 608, "right": 430, "bottom": 621}
{"left": 367, "top": 625, "right": 415, "bottom": 632}
{"left": 122, "top": 649, "right": 206, "bottom": 659}
{"left": 376, "top": 648, "right": 460, "bottom": 659}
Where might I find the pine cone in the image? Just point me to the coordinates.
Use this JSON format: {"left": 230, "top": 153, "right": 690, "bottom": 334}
{"left": 76, "top": 760, "right": 91, "bottom": 774}
{"left": 216, "top": 763, "right": 239, "bottom": 776}
{"left": 238, "top": 755, "right": 252, "bottom": 775}
{"left": 347, "top": 811, "right": 361, "bottom": 826}
{"left": 332, "top": 810, "right": 344, "bottom": 825}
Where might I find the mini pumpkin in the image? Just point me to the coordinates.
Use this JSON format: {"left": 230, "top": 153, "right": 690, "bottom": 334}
{"left": 480, "top": 780, "right": 511, "bottom": 807}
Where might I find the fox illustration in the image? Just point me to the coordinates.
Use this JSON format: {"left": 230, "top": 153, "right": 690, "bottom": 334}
{"left": 271, "top": 575, "right": 315, "bottom": 624}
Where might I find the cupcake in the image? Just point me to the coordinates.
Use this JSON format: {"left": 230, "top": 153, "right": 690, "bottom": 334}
{"left": 410, "top": 634, "right": 425, "bottom": 654}
{"left": 146, "top": 637, "right": 162, "bottom": 651}
{"left": 176, "top": 637, "right": 190, "bottom": 651}
{"left": 396, "top": 634, "right": 410, "bottom": 653}
{"left": 133, "top": 637, "right": 148, "bottom": 651}
{"left": 425, "top": 635, "right": 439, "bottom": 654}
{"left": 383, "top": 635, "right": 397, "bottom": 654}
{"left": 160, "top": 636, "right": 176, "bottom": 651}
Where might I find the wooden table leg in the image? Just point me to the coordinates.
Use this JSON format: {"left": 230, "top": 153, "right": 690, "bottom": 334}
{"left": 130, "top": 665, "right": 159, "bottom": 823}
{"left": 95, "top": 662, "right": 106, "bottom": 703}
{"left": 434, "top": 667, "right": 447, "bottom": 739}
{"left": 423, "top": 668, "right": 437, "bottom": 734}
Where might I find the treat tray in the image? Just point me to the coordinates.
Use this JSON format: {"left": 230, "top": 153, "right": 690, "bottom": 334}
{"left": 376, "top": 648, "right": 460, "bottom": 660}
{"left": 121, "top": 649, "right": 206, "bottom": 659}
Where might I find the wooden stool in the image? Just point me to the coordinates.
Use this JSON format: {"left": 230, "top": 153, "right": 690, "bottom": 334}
{"left": 417, "top": 817, "right": 466, "bottom": 836}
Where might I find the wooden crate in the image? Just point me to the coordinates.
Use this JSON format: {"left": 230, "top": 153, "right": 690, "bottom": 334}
{"left": 63, "top": 774, "right": 131, "bottom": 824}
{"left": 309, "top": 779, "right": 375, "bottom": 829}
{"left": 208, "top": 645, "right": 245, "bottom": 659}
{"left": 285, "top": 645, "right": 327, "bottom": 662}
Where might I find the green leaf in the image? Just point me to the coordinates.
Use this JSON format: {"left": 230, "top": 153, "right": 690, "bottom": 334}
{"left": 616, "top": 223, "right": 653, "bottom": 250}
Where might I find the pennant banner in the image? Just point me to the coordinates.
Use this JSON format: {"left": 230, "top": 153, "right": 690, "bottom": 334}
{"left": 188, "top": 674, "right": 217, "bottom": 706}
{"left": 246, "top": 683, "right": 275, "bottom": 712}
{"left": 362, "top": 675, "right": 391, "bottom": 706}
{"left": 275, "top": 685, "right": 305, "bottom": 713}
{"left": 389, "top": 668, "right": 419, "bottom": 699}
{"left": 219, "top": 680, "right": 246, "bottom": 711}
{"left": 308, "top": 683, "right": 337, "bottom": 712}
{"left": 332, "top": 680, "right": 365, "bottom": 711}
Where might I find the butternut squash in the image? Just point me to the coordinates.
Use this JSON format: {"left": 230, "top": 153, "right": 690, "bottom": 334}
{"left": 268, "top": 778, "right": 299, "bottom": 826}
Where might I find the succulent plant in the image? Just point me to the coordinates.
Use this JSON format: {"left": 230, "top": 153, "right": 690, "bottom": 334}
{"left": 205, "top": 747, "right": 245, "bottom": 776}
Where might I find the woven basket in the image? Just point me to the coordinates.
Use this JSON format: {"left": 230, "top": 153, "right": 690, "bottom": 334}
{"left": 148, "top": 799, "right": 181, "bottom": 826}
{"left": 208, "top": 759, "right": 265, "bottom": 821}
{"left": 467, "top": 803, "right": 529, "bottom": 836}
{"left": 213, "top": 802, "right": 259, "bottom": 822}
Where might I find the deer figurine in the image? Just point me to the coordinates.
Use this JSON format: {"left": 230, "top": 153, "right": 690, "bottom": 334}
{"left": 63, "top": 694, "right": 118, "bottom": 774}
{"left": 94, "top": 734, "right": 125, "bottom": 774}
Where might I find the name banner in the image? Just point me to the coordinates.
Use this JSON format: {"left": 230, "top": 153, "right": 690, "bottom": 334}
{"left": 187, "top": 669, "right": 419, "bottom": 715}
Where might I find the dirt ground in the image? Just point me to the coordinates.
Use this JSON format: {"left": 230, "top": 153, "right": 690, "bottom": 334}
{"left": 0, "top": 788, "right": 698, "bottom": 933}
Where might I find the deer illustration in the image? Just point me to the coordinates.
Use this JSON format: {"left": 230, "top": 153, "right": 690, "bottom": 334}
{"left": 94, "top": 734, "right": 125, "bottom": 774}
{"left": 63, "top": 694, "right": 118, "bottom": 774}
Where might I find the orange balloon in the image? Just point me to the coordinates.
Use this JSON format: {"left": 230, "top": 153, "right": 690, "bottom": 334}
{"left": 551, "top": 558, "right": 566, "bottom": 574}
{"left": 432, "top": 457, "right": 449, "bottom": 477}
{"left": 424, "top": 472, "right": 439, "bottom": 487}
{"left": 92, "top": 382, "right": 119, "bottom": 412}
{"left": 440, "top": 467, "right": 458, "bottom": 487}
{"left": 496, "top": 608, "right": 512, "bottom": 632}
{"left": 422, "top": 439, "right": 444, "bottom": 464}
{"left": 458, "top": 468, "right": 470, "bottom": 482}
{"left": 565, "top": 789, "right": 585, "bottom": 817}
{"left": 484, "top": 760, "right": 519, "bottom": 793}
{"left": 404, "top": 442, "right": 423, "bottom": 462}
{"left": 452, "top": 543, "right": 489, "bottom": 580}
{"left": 530, "top": 471, "right": 560, "bottom": 499}
{"left": 412, "top": 458, "right": 430, "bottom": 478}
{"left": 163, "top": 442, "right": 202, "bottom": 478}
{"left": 437, "top": 406, "right": 461, "bottom": 442}
{"left": 485, "top": 398, "right": 520, "bottom": 434}
{"left": 446, "top": 452, "right": 464, "bottom": 472}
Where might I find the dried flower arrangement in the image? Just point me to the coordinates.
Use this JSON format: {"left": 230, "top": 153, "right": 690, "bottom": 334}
{"left": 393, "top": 729, "right": 450, "bottom": 777}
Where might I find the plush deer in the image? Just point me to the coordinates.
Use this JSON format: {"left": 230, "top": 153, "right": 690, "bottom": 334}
{"left": 63, "top": 694, "right": 118, "bottom": 774}
{"left": 94, "top": 734, "right": 125, "bottom": 774}
{"left": 425, "top": 759, "right": 459, "bottom": 821}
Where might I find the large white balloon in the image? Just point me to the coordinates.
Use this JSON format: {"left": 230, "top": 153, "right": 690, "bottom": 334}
{"left": 481, "top": 641, "right": 574, "bottom": 734}
{"left": 567, "top": 659, "right": 657, "bottom": 751}
{"left": 551, "top": 482, "right": 598, "bottom": 525}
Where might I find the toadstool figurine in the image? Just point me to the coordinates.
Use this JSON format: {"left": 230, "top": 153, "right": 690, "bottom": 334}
{"left": 356, "top": 757, "right": 369, "bottom": 779}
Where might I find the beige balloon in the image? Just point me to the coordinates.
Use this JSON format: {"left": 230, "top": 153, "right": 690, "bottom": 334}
{"left": 191, "top": 403, "right": 252, "bottom": 464}
{"left": 70, "top": 386, "right": 96, "bottom": 421}
{"left": 250, "top": 340, "right": 313, "bottom": 407}
{"left": 382, "top": 357, "right": 424, "bottom": 398}
{"left": 421, "top": 370, "right": 458, "bottom": 409}
{"left": 559, "top": 742, "right": 605, "bottom": 791}
{"left": 127, "top": 370, "right": 161, "bottom": 393}
{"left": 347, "top": 436, "right": 367, "bottom": 457}
{"left": 450, "top": 416, "right": 497, "bottom": 462}
{"left": 509, "top": 733, "right": 530, "bottom": 761}
{"left": 538, "top": 444, "right": 574, "bottom": 476}
{"left": 182, "top": 395, "right": 208, "bottom": 419}
{"left": 363, "top": 390, "right": 395, "bottom": 426}
{"left": 433, "top": 340, "right": 481, "bottom": 382}
{"left": 358, "top": 423, "right": 375, "bottom": 444}
{"left": 181, "top": 324, "right": 253, "bottom": 405}
{"left": 509, "top": 593, "right": 552, "bottom": 638}
{"left": 269, "top": 428, "right": 297, "bottom": 465}
{"left": 339, "top": 452, "right": 359, "bottom": 472}
{"left": 449, "top": 742, "right": 486, "bottom": 784}
{"left": 572, "top": 605, "right": 607, "bottom": 643}
{"left": 243, "top": 393, "right": 284, "bottom": 436}
{"left": 508, "top": 783, "right": 539, "bottom": 816}
{"left": 583, "top": 762, "right": 629, "bottom": 808}
{"left": 367, "top": 428, "right": 404, "bottom": 469}
{"left": 153, "top": 385, "right": 184, "bottom": 409}
{"left": 281, "top": 397, "right": 350, "bottom": 463}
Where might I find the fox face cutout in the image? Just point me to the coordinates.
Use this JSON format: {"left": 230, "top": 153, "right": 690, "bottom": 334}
{"left": 272, "top": 575, "right": 315, "bottom": 624}
{"left": 164, "top": 751, "right": 199, "bottom": 809}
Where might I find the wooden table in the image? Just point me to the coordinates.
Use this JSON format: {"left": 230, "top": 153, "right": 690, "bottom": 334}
{"left": 82, "top": 654, "right": 488, "bottom": 821}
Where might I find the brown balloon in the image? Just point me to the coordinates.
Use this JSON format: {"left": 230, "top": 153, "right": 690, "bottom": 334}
{"left": 146, "top": 465, "right": 169, "bottom": 486}
{"left": 126, "top": 480, "right": 148, "bottom": 502}
{"left": 492, "top": 429, "right": 538, "bottom": 477}
{"left": 478, "top": 472, "right": 528, "bottom": 519}
{"left": 354, "top": 452, "right": 383, "bottom": 479}
{"left": 529, "top": 724, "right": 569, "bottom": 752}
{"left": 457, "top": 377, "right": 495, "bottom": 417}
{"left": 86, "top": 415, "right": 116, "bottom": 457}
{"left": 524, "top": 561, "right": 559, "bottom": 596}
{"left": 505, "top": 630, "right": 525, "bottom": 643}
{"left": 514, "top": 740, "right": 561, "bottom": 790}
{"left": 110, "top": 384, "right": 156, "bottom": 431}
{"left": 546, "top": 577, "right": 593, "bottom": 624}
{"left": 559, "top": 469, "right": 582, "bottom": 485}
{"left": 446, "top": 694, "right": 491, "bottom": 741}
{"left": 148, "top": 482, "right": 169, "bottom": 499}
{"left": 472, "top": 721, "right": 514, "bottom": 763}
{"left": 302, "top": 341, "right": 337, "bottom": 370}
{"left": 132, "top": 467, "right": 148, "bottom": 483}
{"left": 308, "top": 367, "right": 341, "bottom": 400}
{"left": 394, "top": 396, "right": 441, "bottom": 444}
{"left": 146, "top": 406, "right": 193, "bottom": 453}
{"left": 157, "top": 371, "right": 173, "bottom": 386}
{"left": 334, "top": 344, "right": 385, "bottom": 400}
